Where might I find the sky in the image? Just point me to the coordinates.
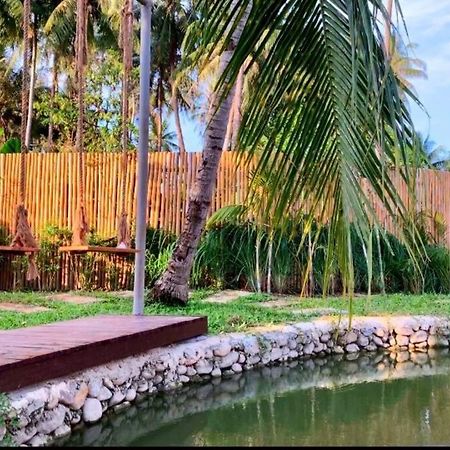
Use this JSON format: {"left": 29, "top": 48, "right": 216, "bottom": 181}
{"left": 176, "top": 0, "right": 450, "bottom": 152}
{"left": 401, "top": 0, "right": 450, "bottom": 149}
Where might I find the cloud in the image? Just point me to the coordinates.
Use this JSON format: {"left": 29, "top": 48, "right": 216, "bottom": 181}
{"left": 401, "top": 0, "right": 450, "bottom": 29}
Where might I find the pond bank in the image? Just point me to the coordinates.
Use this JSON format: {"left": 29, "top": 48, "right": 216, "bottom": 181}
{"left": 3, "top": 314, "right": 450, "bottom": 446}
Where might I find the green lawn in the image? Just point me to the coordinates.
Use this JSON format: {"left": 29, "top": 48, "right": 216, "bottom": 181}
{"left": 1, "top": 290, "right": 450, "bottom": 335}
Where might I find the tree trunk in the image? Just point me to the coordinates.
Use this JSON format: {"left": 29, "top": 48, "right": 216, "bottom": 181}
{"left": 152, "top": 2, "right": 251, "bottom": 304}
{"left": 230, "top": 65, "right": 244, "bottom": 150}
{"left": 222, "top": 101, "right": 234, "bottom": 151}
{"left": 25, "top": 18, "right": 37, "bottom": 149}
{"left": 384, "top": 0, "right": 394, "bottom": 58}
{"left": 47, "top": 54, "right": 58, "bottom": 152}
{"left": 171, "top": 84, "right": 186, "bottom": 153}
{"left": 267, "top": 233, "right": 272, "bottom": 294}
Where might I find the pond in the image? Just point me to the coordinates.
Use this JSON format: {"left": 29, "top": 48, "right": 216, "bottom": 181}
{"left": 58, "top": 349, "right": 450, "bottom": 447}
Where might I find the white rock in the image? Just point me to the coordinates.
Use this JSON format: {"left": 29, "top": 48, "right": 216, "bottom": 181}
{"left": 28, "top": 433, "right": 48, "bottom": 447}
{"left": 428, "top": 335, "right": 449, "bottom": 347}
{"left": 333, "top": 346, "right": 345, "bottom": 354}
{"left": 410, "top": 330, "right": 428, "bottom": 344}
{"left": 36, "top": 404, "right": 67, "bottom": 434}
{"left": 396, "top": 351, "right": 410, "bottom": 363}
{"left": 211, "top": 368, "right": 222, "bottom": 378}
{"left": 218, "top": 351, "right": 239, "bottom": 369}
{"left": 396, "top": 335, "right": 409, "bottom": 346}
{"left": 372, "top": 336, "right": 384, "bottom": 347}
{"left": 231, "top": 363, "right": 242, "bottom": 374}
{"left": 97, "top": 387, "right": 113, "bottom": 401}
{"left": 195, "top": 359, "right": 214, "bottom": 375}
{"left": 109, "top": 392, "right": 125, "bottom": 407}
{"left": 270, "top": 348, "right": 282, "bottom": 362}
{"left": 137, "top": 381, "right": 149, "bottom": 393}
{"left": 88, "top": 379, "right": 103, "bottom": 398}
{"left": 320, "top": 333, "right": 331, "bottom": 343}
{"left": 238, "top": 353, "right": 246, "bottom": 364}
{"left": 176, "top": 365, "right": 187, "bottom": 375}
{"left": 82, "top": 398, "right": 102, "bottom": 423}
{"left": 179, "top": 375, "right": 190, "bottom": 383}
{"left": 303, "top": 342, "right": 315, "bottom": 355}
{"left": 342, "top": 332, "right": 358, "bottom": 345}
{"left": 125, "top": 389, "right": 136, "bottom": 402}
{"left": 288, "top": 350, "right": 299, "bottom": 359}
{"left": 142, "top": 369, "right": 155, "bottom": 380}
{"left": 153, "top": 375, "right": 163, "bottom": 385}
{"left": 213, "top": 343, "right": 232, "bottom": 357}
{"left": 53, "top": 423, "right": 71, "bottom": 440}
{"left": 357, "top": 335, "right": 369, "bottom": 347}
{"left": 345, "top": 343, "right": 359, "bottom": 353}
{"left": 186, "top": 367, "right": 197, "bottom": 377}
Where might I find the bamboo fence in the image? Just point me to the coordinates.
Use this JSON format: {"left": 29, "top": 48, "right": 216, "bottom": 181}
{"left": 0, "top": 151, "right": 448, "bottom": 291}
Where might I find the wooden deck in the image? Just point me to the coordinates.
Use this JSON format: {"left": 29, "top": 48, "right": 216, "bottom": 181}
{"left": 0, "top": 314, "right": 207, "bottom": 392}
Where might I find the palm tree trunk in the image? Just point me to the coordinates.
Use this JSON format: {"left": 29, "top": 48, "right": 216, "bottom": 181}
{"left": 384, "top": 0, "right": 394, "bottom": 58}
{"left": 25, "top": 19, "right": 37, "bottom": 148}
{"left": 171, "top": 84, "right": 186, "bottom": 153}
{"left": 47, "top": 54, "right": 58, "bottom": 152}
{"left": 152, "top": 2, "right": 251, "bottom": 304}
{"left": 230, "top": 65, "right": 244, "bottom": 149}
{"left": 267, "top": 233, "right": 273, "bottom": 294}
{"left": 222, "top": 101, "right": 234, "bottom": 151}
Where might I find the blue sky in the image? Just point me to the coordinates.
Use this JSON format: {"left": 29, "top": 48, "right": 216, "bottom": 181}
{"left": 176, "top": 0, "right": 450, "bottom": 152}
{"left": 402, "top": 0, "right": 450, "bottom": 149}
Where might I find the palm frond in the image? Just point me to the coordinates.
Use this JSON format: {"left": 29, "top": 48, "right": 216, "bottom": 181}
{"left": 193, "top": 0, "right": 425, "bottom": 299}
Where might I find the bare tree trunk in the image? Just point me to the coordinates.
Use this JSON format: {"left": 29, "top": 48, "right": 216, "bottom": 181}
{"left": 47, "top": 54, "right": 58, "bottom": 152}
{"left": 222, "top": 101, "right": 234, "bottom": 151}
{"left": 171, "top": 84, "right": 186, "bottom": 153}
{"left": 25, "top": 19, "right": 37, "bottom": 149}
{"left": 255, "top": 229, "right": 262, "bottom": 293}
{"left": 267, "top": 233, "right": 272, "bottom": 294}
{"left": 230, "top": 65, "right": 244, "bottom": 149}
{"left": 152, "top": 2, "right": 251, "bottom": 304}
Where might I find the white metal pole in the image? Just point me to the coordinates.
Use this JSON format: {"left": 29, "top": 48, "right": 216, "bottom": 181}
{"left": 133, "top": 0, "right": 152, "bottom": 315}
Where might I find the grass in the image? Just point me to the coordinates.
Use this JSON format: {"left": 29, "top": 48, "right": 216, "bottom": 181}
{"left": 2, "top": 290, "right": 450, "bottom": 335}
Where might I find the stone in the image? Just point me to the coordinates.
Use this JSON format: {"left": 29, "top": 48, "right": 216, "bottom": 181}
{"left": 97, "top": 387, "right": 113, "bottom": 401}
{"left": 53, "top": 423, "right": 71, "bottom": 440}
{"left": 333, "top": 346, "right": 345, "bottom": 354}
{"left": 211, "top": 368, "right": 222, "bottom": 378}
{"left": 415, "top": 341, "right": 428, "bottom": 349}
{"left": 372, "top": 336, "right": 384, "bottom": 347}
{"left": 365, "top": 344, "right": 377, "bottom": 352}
{"left": 142, "top": 369, "right": 155, "bottom": 380}
{"left": 231, "top": 363, "right": 242, "bottom": 374}
{"left": 137, "top": 381, "right": 149, "bottom": 393}
{"left": 357, "top": 335, "right": 369, "bottom": 347}
{"left": 345, "top": 343, "right": 359, "bottom": 353}
{"left": 67, "top": 383, "right": 89, "bottom": 410}
{"left": 342, "top": 331, "right": 358, "bottom": 345}
{"left": 410, "top": 330, "right": 428, "bottom": 344}
{"left": 14, "top": 425, "right": 37, "bottom": 445}
{"left": 374, "top": 327, "right": 387, "bottom": 338}
{"left": 218, "top": 351, "right": 240, "bottom": 369}
{"left": 213, "top": 343, "right": 232, "bottom": 357}
{"left": 186, "top": 367, "right": 197, "bottom": 377}
{"left": 70, "top": 413, "right": 81, "bottom": 425}
{"left": 396, "top": 335, "right": 409, "bottom": 347}
{"left": 28, "top": 433, "right": 48, "bottom": 447}
{"left": 394, "top": 325, "right": 414, "bottom": 336}
{"left": 125, "top": 389, "right": 136, "bottom": 402}
{"left": 303, "top": 342, "right": 315, "bottom": 355}
{"left": 88, "top": 379, "right": 103, "bottom": 398}
{"left": 103, "top": 378, "right": 114, "bottom": 390}
{"left": 109, "top": 392, "right": 125, "bottom": 407}
{"left": 153, "top": 375, "right": 163, "bottom": 385}
{"left": 270, "top": 348, "right": 282, "bottom": 362}
{"left": 36, "top": 404, "right": 67, "bottom": 434}
{"left": 82, "top": 399, "right": 103, "bottom": 423}
{"left": 320, "top": 333, "right": 331, "bottom": 343}
{"left": 288, "top": 350, "right": 299, "bottom": 359}
{"left": 179, "top": 376, "right": 190, "bottom": 383}
{"left": 238, "top": 353, "right": 246, "bottom": 364}
{"left": 195, "top": 359, "right": 214, "bottom": 375}
{"left": 184, "top": 349, "right": 202, "bottom": 366}
{"left": 177, "top": 365, "right": 187, "bottom": 375}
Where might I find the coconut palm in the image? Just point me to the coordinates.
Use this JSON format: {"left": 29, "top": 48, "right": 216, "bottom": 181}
{"left": 153, "top": 0, "right": 422, "bottom": 305}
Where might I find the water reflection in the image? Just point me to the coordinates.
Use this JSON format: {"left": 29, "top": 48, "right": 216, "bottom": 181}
{"left": 59, "top": 349, "right": 450, "bottom": 447}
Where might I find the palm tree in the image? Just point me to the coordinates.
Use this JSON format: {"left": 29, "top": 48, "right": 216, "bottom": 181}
{"left": 153, "top": 0, "right": 421, "bottom": 305}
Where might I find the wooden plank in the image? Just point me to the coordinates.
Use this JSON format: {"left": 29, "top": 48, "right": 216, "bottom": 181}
{"left": 59, "top": 245, "right": 138, "bottom": 254}
{"left": 0, "top": 314, "right": 208, "bottom": 392}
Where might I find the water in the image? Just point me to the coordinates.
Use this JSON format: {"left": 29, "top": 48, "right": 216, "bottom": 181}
{"left": 59, "top": 349, "right": 450, "bottom": 447}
